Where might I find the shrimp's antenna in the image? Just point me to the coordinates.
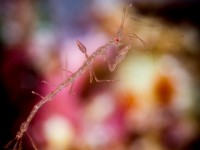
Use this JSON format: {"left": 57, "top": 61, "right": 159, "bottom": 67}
{"left": 116, "top": 1, "right": 133, "bottom": 39}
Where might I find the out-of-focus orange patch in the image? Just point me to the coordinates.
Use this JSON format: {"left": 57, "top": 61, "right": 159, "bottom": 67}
{"left": 154, "top": 75, "right": 175, "bottom": 106}
{"left": 117, "top": 91, "right": 138, "bottom": 111}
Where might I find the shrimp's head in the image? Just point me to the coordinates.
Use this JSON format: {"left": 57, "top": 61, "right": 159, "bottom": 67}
{"left": 114, "top": 36, "right": 121, "bottom": 46}
{"left": 114, "top": 37, "right": 120, "bottom": 43}
{"left": 114, "top": 27, "right": 123, "bottom": 44}
{"left": 114, "top": 36, "right": 123, "bottom": 47}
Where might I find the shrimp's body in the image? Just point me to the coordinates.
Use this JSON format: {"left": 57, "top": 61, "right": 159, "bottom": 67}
{"left": 5, "top": 3, "right": 134, "bottom": 150}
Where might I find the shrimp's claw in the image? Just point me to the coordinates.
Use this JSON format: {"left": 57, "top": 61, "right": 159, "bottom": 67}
{"left": 77, "top": 40, "right": 87, "bottom": 54}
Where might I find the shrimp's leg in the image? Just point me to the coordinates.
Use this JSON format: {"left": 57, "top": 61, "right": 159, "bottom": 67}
{"left": 41, "top": 69, "right": 73, "bottom": 87}
{"left": 27, "top": 132, "right": 38, "bottom": 150}
{"left": 58, "top": 68, "right": 73, "bottom": 74}
{"left": 32, "top": 91, "right": 44, "bottom": 99}
{"left": 11, "top": 137, "right": 22, "bottom": 150}
{"left": 13, "top": 140, "right": 19, "bottom": 150}
{"left": 4, "top": 137, "right": 18, "bottom": 149}
{"left": 87, "top": 63, "right": 117, "bottom": 83}
{"left": 18, "top": 137, "right": 23, "bottom": 150}
{"left": 58, "top": 69, "right": 76, "bottom": 94}
{"left": 77, "top": 40, "right": 117, "bottom": 83}
{"left": 68, "top": 80, "right": 76, "bottom": 94}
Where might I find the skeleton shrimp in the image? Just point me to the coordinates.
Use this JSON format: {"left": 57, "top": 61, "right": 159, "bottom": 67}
{"left": 4, "top": 2, "right": 148, "bottom": 150}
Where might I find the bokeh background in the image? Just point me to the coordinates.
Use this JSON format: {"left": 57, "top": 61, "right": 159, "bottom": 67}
{"left": 1, "top": 0, "right": 200, "bottom": 149}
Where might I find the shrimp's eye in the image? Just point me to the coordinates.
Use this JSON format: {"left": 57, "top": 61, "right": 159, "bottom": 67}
{"left": 115, "top": 38, "right": 119, "bottom": 42}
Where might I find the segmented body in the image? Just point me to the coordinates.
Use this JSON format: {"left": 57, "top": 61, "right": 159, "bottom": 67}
{"left": 5, "top": 2, "right": 133, "bottom": 149}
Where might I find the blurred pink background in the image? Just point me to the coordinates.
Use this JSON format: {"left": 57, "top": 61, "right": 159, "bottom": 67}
{"left": 1, "top": 0, "right": 200, "bottom": 149}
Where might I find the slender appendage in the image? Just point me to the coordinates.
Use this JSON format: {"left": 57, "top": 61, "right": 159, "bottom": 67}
{"left": 27, "top": 133, "right": 38, "bottom": 150}
{"left": 4, "top": 138, "right": 17, "bottom": 149}
{"left": 129, "top": 33, "right": 155, "bottom": 62}
{"left": 18, "top": 138, "right": 22, "bottom": 150}
{"left": 58, "top": 68, "right": 74, "bottom": 75}
{"left": 69, "top": 79, "right": 75, "bottom": 94}
{"left": 41, "top": 80, "right": 59, "bottom": 87}
{"left": 32, "top": 91, "right": 44, "bottom": 99}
